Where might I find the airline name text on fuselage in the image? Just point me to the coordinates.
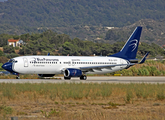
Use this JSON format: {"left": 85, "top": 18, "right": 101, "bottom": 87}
{"left": 36, "top": 58, "right": 59, "bottom": 62}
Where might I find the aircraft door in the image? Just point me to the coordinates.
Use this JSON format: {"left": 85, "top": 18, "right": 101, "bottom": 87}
{"left": 72, "top": 61, "right": 75, "bottom": 66}
{"left": 23, "top": 58, "right": 28, "bottom": 67}
{"left": 68, "top": 61, "right": 71, "bottom": 66}
{"left": 68, "top": 61, "right": 75, "bottom": 66}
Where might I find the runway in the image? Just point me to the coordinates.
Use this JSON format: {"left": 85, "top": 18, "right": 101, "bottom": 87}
{"left": 0, "top": 76, "right": 165, "bottom": 84}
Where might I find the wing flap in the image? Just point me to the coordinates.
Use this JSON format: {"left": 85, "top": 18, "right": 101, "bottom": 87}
{"left": 79, "top": 64, "right": 130, "bottom": 72}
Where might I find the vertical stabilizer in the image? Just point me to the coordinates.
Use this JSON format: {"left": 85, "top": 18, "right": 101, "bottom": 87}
{"left": 110, "top": 26, "right": 142, "bottom": 59}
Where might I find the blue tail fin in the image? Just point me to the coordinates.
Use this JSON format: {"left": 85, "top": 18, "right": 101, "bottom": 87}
{"left": 110, "top": 26, "right": 142, "bottom": 60}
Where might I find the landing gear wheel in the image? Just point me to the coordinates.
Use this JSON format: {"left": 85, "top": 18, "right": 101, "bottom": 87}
{"left": 80, "top": 75, "right": 87, "bottom": 80}
{"left": 16, "top": 76, "right": 20, "bottom": 79}
{"left": 64, "top": 76, "right": 71, "bottom": 80}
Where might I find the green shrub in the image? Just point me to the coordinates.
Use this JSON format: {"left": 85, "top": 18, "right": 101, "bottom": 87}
{"left": 14, "top": 46, "right": 20, "bottom": 50}
{"left": 0, "top": 105, "right": 13, "bottom": 114}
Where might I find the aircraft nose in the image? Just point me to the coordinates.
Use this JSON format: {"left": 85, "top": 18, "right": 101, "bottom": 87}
{"left": 2, "top": 62, "right": 13, "bottom": 72}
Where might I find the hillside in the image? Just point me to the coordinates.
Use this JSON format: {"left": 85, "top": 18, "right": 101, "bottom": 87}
{"left": 0, "top": 0, "right": 165, "bottom": 28}
{"left": 105, "top": 19, "right": 165, "bottom": 45}
{"left": 1, "top": 1, "right": 165, "bottom": 45}
{"left": 1, "top": 19, "right": 165, "bottom": 46}
{"left": 32, "top": 19, "right": 165, "bottom": 46}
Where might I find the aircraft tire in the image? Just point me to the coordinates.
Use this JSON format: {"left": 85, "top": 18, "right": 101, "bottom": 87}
{"left": 16, "top": 76, "right": 20, "bottom": 79}
{"left": 80, "top": 75, "right": 87, "bottom": 80}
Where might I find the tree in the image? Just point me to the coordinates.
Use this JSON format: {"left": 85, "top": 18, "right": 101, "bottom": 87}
{"left": 0, "top": 33, "right": 12, "bottom": 47}
{"left": 19, "top": 46, "right": 32, "bottom": 55}
{"left": 0, "top": 56, "right": 8, "bottom": 63}
{"left": 13, "top": 35, "right": 19, "bottom": 40}
{"left": 6, "top": 53, "right": 19, "bottom": 59}
{"left": 3, "top": 45, "right": 15, "bottom": 54}
{"left": 62, "top": 42, "right": 79, "bottom": 56}
{"left": 0, "top": 50, "right": 4, "bottom": 56}
{"left": 20, "top": 33, "right": 30, "bottom": 42}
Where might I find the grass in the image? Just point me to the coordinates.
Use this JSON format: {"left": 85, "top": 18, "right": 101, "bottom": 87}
{"left": 0, "top": 83, "right": 165, "bottom": 119}
{"left": 0, "top": 83, "right": 164, "bottom": 101}
{"left": 0, "top": 105, "right": 13, "bottom": 115}
{"left": 41, "top": 109, "right": 60, "bottom": 118}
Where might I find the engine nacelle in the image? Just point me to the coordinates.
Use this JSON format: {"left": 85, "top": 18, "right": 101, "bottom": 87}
{"left": 38, "top": 74, "right": 55, "bottom": 77}
{"left": 64, "top": 68, "right": 82, "bottom": 77}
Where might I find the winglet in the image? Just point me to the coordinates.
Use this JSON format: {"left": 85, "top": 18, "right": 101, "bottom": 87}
{"left": 139, "top": 52, "right": 149, "bottom": 64}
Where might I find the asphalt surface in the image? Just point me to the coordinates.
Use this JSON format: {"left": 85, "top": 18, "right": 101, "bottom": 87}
{"left": 0, "top": 76, "right": 165, "bottom": 84}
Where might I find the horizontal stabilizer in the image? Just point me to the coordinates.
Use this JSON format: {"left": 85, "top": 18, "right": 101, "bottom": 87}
{"left": 139, "top": 52, "right": 149, "bottom": 64}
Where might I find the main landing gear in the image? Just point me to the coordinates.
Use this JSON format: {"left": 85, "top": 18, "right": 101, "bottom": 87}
{"left": 80, "top": 75, "right": 87, "bottom": 80}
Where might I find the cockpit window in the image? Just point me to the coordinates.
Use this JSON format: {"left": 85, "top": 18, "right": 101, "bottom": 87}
{"left": 8, "top": 59, "right": 14, "bottom": 63}
{"left": 8, "top": 59, "right": 17, "bottom": 63}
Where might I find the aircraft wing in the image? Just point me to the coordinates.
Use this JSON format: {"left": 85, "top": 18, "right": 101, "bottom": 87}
{"left": 61, "top": 52, "right": 149, "bottom": 73}
{"left": 79, "top": 52, "right": 149, "bottom": 72}
{"left": 61, "top": 63, "right": 134, "bottom": 73}
{"left": 79, "top": 63, "right": 132, "bottom": 72}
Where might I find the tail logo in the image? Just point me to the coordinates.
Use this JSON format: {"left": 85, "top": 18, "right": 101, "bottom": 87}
{"left": 129, "top": 39, "right": 138, "bottom": 52}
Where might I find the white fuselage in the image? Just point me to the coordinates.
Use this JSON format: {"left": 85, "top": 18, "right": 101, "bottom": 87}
{"left": 12, "top": 56, "right": 128, "bottom": 75}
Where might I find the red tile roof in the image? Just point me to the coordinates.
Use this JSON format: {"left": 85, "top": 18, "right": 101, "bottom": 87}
{"left": 8, "top": 39, "right": 19, "bottom": 42}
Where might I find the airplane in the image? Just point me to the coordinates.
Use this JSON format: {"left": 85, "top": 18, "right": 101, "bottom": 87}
{"left": 2, "top": 26, "right": 149, "bottom": 80}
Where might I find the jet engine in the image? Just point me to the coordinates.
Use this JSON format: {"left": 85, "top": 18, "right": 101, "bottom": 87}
{"left": 64, "top": 68, "right": 82, "bottom": 77}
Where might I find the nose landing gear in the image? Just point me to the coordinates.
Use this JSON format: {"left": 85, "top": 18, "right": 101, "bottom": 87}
{"left": 16, "top": 73, "right": 20, "bottom": 79}
{"left": 16, "top": 76, "right": 20, "bottom": 79}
